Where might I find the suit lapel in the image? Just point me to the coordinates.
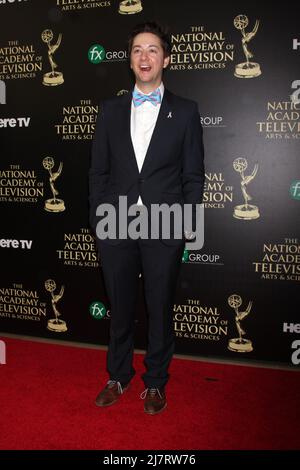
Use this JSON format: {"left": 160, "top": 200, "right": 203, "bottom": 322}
{"left": 121, "top": 92, "right": 140, "bottom": 175}
{"left": 122, "top": 88, "right": 174, "bottom": 175}
{"left": 140, "top": 89, "right": 173, "bottom": 175}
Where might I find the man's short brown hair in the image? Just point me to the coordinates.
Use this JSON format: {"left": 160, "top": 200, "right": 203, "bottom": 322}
{"left": 128, "top": 21, "right": 171, "bottom": 58}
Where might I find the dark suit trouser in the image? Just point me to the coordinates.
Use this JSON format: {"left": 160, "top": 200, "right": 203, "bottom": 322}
{"left": 98, "top": 237, "right": 184, "bottom": 389}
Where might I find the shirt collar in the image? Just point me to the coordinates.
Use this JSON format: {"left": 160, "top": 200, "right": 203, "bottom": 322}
{"left": 134, "top": 82, "right": 164, "bottom": 99}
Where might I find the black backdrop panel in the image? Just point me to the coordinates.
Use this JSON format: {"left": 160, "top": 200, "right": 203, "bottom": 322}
{"left": 0, "top": 0, "right": 299, "bottom": 368}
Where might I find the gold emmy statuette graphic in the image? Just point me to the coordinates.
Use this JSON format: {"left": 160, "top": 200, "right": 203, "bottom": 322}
{"left": 43, "top": 157, "right": 65, "bottom": 212}
{"left": 117, "top": 89, "right": 129, "bottom": 96}
{"left": 228, "top": 294, "right": 253, "bottom": 353}
{"left": 234, "top": 15, "right": 261, "bottom": 78}
{"left": 118, "top": 0, "right": 143, "bottom": 15}
{"left": 41, "top": 29, "right": 64, "bottom": 86}
{"left": 45, "top": 279, "right": 67, "bottom": 332}
{"left": 0, "top": 79, "right": 6, "bottom": 104}
{"left": 233, "top": 157, "right": 260, "bottom": 220}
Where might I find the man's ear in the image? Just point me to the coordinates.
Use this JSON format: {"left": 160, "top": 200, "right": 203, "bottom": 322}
{"left": 163, "top": 55, "right": 170, "bottom": 68}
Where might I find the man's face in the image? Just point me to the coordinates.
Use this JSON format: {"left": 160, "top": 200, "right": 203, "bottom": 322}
{"left": 130, "top": 32, "right": 170, "bottom": 91}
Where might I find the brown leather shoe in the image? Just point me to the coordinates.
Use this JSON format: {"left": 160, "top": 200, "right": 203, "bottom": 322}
{"left": 141, "top": 388, "right": 167, "bottom": 415}
{"left": 95, "top": 380, "right": 129, "bottom": 407}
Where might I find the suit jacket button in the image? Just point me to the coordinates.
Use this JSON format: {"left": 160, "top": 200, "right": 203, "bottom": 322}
{"left": 139, "top": 178, "right": 145, "bottom": 184}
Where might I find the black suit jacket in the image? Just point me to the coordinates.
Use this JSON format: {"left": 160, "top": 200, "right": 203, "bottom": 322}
{"left": 89, "top": 89, "right": 205, "bottom": 243}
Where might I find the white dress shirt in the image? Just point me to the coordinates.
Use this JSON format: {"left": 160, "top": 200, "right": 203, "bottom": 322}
{"left": 131, "top": 82, "right": 164, "bottom": 205}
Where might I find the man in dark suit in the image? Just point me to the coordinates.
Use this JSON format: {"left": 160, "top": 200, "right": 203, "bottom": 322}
{"left": 89, "top": 21, "right": 204, "bottom": 414}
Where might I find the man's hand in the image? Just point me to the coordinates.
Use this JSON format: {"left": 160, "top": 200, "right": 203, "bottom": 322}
{"left": 184, "top": 230, "right": 196, "bottom": 241}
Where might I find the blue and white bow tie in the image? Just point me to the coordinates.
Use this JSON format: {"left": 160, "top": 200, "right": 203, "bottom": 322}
{"left": 132, "top": 88, "right": 161, "bottom": 107}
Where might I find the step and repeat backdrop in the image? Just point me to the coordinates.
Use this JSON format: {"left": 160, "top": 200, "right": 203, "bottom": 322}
{"left": 0, "top": 0, "right": 299, "bottom": 368}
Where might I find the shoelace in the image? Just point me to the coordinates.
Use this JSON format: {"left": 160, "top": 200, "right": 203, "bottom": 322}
{"left": 140, "top": 388, "right": 163, "bottom": 399}
{"left": 107, "top": 380, "right": 124, "bottom": 394}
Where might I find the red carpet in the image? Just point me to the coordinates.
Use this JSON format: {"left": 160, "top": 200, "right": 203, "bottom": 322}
{"left": 0, "top": 336, "right": 299, "bottom": 450}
